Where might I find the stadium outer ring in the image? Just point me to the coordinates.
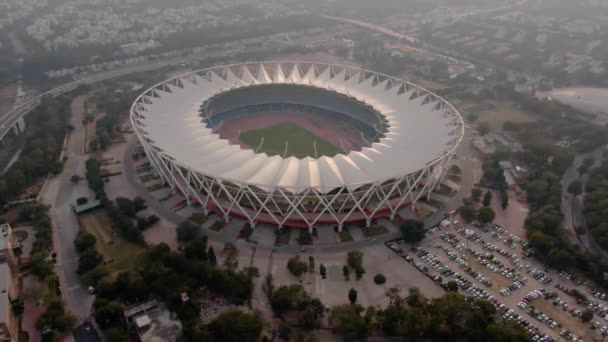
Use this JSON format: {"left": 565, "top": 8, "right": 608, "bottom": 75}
{"left": 130, "top": 61, "right": 465, "bottom": 232}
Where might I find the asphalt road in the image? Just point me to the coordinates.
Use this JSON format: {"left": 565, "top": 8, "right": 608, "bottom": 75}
{"left": 41, "top": 95, "right": 94, "bottom": 319}
{"left": 73, "top": 323, "right": 102, "bottom": 342}
{"left": 560, "top": 148, "right": 608, "bottom": 257}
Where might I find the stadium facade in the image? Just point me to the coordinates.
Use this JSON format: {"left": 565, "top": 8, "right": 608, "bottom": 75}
{"left": 130, "top": 62, "right": 464, "bottom": 232}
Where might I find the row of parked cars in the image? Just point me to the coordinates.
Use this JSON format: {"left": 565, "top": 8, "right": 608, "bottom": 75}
{"left": 519, "top": 290, "right": 560, "bottom": 328}
{"left": 385, "top": 240, "right": 456, "bottom": 288}
{"left": 556, "top": 286, "right": 608, "bottom": 320}
{"left": 497, "top": 305, "right": 554, "bottom": 342}
{"left": 439, "top": 232, "right": 460, "bottom": 246}
{"left": 527, "top": 266, "right": 553, "bottom": 285}
{"left": 500, "top": 280, "right": 526, "bottom": 296}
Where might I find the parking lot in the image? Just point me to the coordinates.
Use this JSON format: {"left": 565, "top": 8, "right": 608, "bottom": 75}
{"left": 386, "top": 218, "right": 608, "bottom": 342}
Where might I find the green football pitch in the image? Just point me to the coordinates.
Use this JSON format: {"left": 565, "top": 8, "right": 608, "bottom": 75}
{"left": 239, "top": 123, "right": 340, "bottom": 158}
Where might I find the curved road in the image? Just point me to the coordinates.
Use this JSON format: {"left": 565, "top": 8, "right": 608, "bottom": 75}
{"left": 0, "top": 44, "right": 251, "bottom": 142}
{"left": 561, "top": 148, "right": 608, "bottom": 257}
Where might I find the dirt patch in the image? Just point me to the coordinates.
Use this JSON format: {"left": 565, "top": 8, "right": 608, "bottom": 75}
{"left": 532, "top": 299, "right": 599, "bottom": 341}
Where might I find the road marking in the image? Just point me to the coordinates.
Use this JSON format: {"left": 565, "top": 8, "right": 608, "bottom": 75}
{"left": 65, "top": 285, "right": 81, "bottom": 291}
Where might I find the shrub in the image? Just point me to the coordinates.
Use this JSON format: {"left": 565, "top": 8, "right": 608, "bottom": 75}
{"left": 287, "top": 255, "right": 308, "bottom": 277}
{"left": 373, "top": 274, "right": 386, "bottom": 285}
{"left": 177, "top": 221, "right": 199, "bottom": 242}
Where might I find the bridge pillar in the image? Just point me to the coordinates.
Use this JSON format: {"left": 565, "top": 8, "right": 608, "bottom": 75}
{"left": 11, "top": 117, "right": 26, "bottom": 136}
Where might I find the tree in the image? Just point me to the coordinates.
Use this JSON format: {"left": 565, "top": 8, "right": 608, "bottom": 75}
{"left": 77, "top": 249, "right": 103, "bottom": 274}
{"left": 373, "top": 274, "right": 386, "bottom": 285}
{"left": 177, "top": 221, "right": 199, "bottom": 242}
{"left": 207, "top": 309, "right": 265, "bottom": 342}
{"left": 477, "top": 122, "right": 490, "bottom": 136}
{"left": 319, "top": 264, "right": 327, "bottom": 279}
{"left": 74, "top": 231, "right": 96, "bottom": 253}
{"left": 115, "top": 197, "right": 147, "bottom": 218}
{"left": 500, "top": 189, "right": 509, "bottom": 209}
{"left": 406, "top": 288, "right": 428, "bottom": 308}
{"left": 582, "top": 308, "right": 594, "bottom": 322}
{"left": 348, "top": 288, "right": 358, "bottom": 304}
{"left": 207, "top": 246, "right": 217, "bottom": 266}
{"left": 458, "top": 205, "right": 477, "bottom": 223}
{"left": 93, "top": 300, "right": 124, "bottom": 328}
{"left": 287, "top": 255, "right": 308, "bottom": 277}
{"left": 472, "top": 188, "right": 482, "bottom": 203}
{"left": 446, "top": 280, "right": 458, "bottom": 292}
{"left": 183, "top": 237, "right": 208, "bottom": 261}
{"left": 329, "top": 304, "right": 370, "bottom": 341}
{"left": 567, "top": 180, "right": 583, "bottom": 197}
{"left": 308, "top": 256, "right": 315, "bottom": 273}
{"left": 76, "top": 197, "right": 88, "bottom": 206}
{"left": 355, "top": 267, "right": 365, "bottom": 280}
{"left": 346, "top": 251, "right": 363, "bottom": 270}
{"left": 483, "top": 191, "right": 493, "bottom": 206}
{"left": 478, "top": 206, "right": 496, "bottom": 224}
{"left": 399, "top": 219, "right": 426, "bottom": 243}
{"left": 70, "top": 175, "right": 82, "bottom": 183}
{"left": 343, "top": 265, "right": 350, "bottom": 281}
{"left": 270, "top": 284, "right": 307, "bottom": 317}
{"left": 278, "top": 321, "right": 292, "bottom": 341}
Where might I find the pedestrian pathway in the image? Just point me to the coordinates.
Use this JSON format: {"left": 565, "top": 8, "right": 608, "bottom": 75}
{"left": 317, "top": 224, "right": 336, "bottom": 245}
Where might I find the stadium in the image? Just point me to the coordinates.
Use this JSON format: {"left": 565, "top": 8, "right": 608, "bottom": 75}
{"left": 130, "top": 62, "right": 464, "bottom": 232}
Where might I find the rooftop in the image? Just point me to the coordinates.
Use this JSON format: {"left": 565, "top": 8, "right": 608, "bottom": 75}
{"left": 0, "top": 224, "right": 11, "bottom": 251}
{"left": 132, "top": 62, "right": 464, "bottom": 193}
{"left": 125, "top": 300, "right": 181, "bottom": 342}
{"left": 0, "top": 263, "right": 11, "bottom": 325}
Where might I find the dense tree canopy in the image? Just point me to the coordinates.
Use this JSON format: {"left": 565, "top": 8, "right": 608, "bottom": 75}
{"left": 0, "top": 97, "right": 71, "bottom": 203}
{"left": 399, "top": 219, "right": 426, "bottom": 243}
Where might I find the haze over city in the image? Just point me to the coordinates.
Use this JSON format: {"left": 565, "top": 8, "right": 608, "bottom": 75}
{"left": 1, "top": 0, "right": 608, "bottom": 341}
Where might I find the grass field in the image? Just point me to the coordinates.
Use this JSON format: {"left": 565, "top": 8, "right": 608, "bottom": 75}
{"left": 78, "top": 211, "right": 145, "bottom": 275}
{"left": 462, "top": 101, "right": 536, "bottom": 132}
{"left": 239, "top": 123, "right": 340, "bottom": 158}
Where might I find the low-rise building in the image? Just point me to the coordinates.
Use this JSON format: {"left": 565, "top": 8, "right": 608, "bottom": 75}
{"left": 0, "top": 225, "right": 17, "bottom": 270}
{"left": 124, "top": 300, "right": 182, "bottom": 342}
{"left": 0, "top": 263, "right": 19, "bottom": 342}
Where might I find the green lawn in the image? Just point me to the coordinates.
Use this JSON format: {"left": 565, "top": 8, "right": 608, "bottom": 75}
{"left": 462, "top": 101, "right": 536, "bottom": 132}
{"left": 275, "top": 228, "right": 292, "bottom": 245}
{"left": 338, "top": 229, "right": 353, "bottom": 243}
{"left": 78, "top": 211, "right": 145, "bottom": 276}
{"left": 425, "top": 198, "right": 445, "bottom": 210}
{"left": 363, "top": 225, "right": 389, "bottom": 238}
{"left": 239, "top": 123, "right": 340, "bottom": 158}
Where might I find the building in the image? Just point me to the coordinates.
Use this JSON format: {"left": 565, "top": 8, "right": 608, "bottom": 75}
{"left": 131, "top": 62, "right": 464, "bottom": 232}
{"left": 124, "top": 300, "right": 182, "bottom": 342}
{"left": 0, "top": 225, "right": 16, "bottom": 270}
{"left": 0, "top": 224, "right": 18, "bottom": 342}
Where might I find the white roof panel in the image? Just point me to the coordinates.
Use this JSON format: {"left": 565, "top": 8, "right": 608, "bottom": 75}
{"left": 133, "top": 62, "right": 464, "bottom": 194}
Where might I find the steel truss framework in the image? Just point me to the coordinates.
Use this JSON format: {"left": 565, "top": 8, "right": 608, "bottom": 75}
{"left": 130, "top": 62, "right": 464, "bottom": 232}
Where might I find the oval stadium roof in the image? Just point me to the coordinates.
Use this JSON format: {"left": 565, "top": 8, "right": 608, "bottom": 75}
{"left": 131, "top": 62, "right": 464, "bottom": 194}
